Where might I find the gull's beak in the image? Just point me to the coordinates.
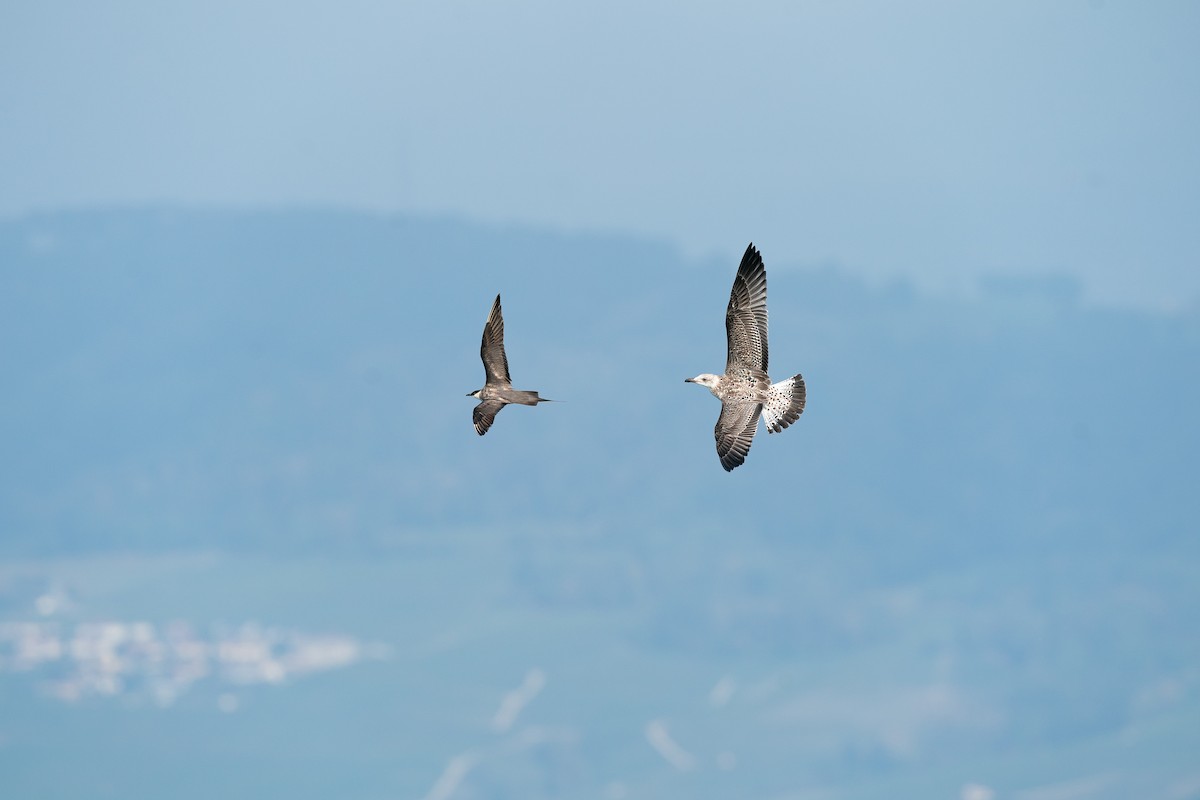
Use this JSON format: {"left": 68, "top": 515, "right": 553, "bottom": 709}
{"left": 466, "top": 392, "right": 474, "bottom": 396}
{"left": 684, "top": 378, "right": 695, "bottom": 383}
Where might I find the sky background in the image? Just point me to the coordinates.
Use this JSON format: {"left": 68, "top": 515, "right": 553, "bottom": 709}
{"left": 2, "top": 1, "right": 1198, "bottom": 309}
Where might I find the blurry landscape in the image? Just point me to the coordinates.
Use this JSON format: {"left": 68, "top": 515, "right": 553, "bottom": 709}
{"left": 1, "top": 208, "right": 1198, "bottom": 799}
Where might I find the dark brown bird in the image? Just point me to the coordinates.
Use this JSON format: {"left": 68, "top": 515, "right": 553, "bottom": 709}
{"left": 467, "top": 294, "right": 553, "bottom": 435}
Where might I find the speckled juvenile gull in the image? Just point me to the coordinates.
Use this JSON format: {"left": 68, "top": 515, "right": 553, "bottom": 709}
{"left": 685, "top": 243, "right": 806, "bottom": 471}
{"left": 467, "top": 294, "right": 553, "bottom": 435}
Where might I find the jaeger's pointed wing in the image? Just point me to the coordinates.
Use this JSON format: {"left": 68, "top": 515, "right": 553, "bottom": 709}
{"left": 480, "top": 294, "right": 512, "bottom": 386}
{"left": 473, "top": 399, "right": 506, "bottom": 436}
{"left": 725, "top": 243, "right": 769, "bottom": 374}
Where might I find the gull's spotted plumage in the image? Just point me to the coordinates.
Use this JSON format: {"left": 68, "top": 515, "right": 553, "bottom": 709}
{"left": 686, "top": 243, "right": 806, "bottom": 471}
{"left": 467, "top": 294, "right": 552, "bottom": 435}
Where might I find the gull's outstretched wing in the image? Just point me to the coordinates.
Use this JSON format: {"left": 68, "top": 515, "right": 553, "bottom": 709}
{"left": 480, "top": 294, "right": 512, "bottom": 387}
{"left": 714, "top": 399, "right": 762, "bottom": 472}
{"left": 725, "top": 243, "right": 769, "bottom": 374}
{"left": 473, "top": 399, "right": 506, "bottom": 436}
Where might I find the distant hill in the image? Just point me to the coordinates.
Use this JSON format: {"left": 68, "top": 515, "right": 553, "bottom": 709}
{"left": 1, "top": 208, "right": 1197, "bottom": 565}
{"left": 3, "top": 209, "right": 1200, "bottom": 800}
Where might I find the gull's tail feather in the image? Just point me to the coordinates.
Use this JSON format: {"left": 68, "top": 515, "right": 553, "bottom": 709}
{"left": 763, "top": 373, "right": 806, "bottom": 433}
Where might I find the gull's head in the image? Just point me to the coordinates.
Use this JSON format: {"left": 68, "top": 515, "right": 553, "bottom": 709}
{"left": 685, "top": 374, "right": 720, "bottom": 389}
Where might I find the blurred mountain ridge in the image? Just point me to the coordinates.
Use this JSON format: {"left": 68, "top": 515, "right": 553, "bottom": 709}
{"left": 1, "top": 207, "right": 1196, "bottom": 565}
{"left": 2, "top": 208, "right": 1199, "bottom": 800}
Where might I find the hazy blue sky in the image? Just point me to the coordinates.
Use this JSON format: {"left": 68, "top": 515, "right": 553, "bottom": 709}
{"left": 3, "top": 1, "right": 1197, "bottom": 308}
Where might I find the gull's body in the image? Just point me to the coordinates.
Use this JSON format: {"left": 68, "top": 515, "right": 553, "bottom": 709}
{"left": 686, "top": 243, "right": 806, "bottom": 471}
{"left": 467, "top": 294, "right": 552, "bottom": 435}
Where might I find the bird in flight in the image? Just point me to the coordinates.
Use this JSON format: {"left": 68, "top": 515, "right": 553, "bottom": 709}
{"left": 467, "top": 294, "right": 553, "bottom": 435}
{"left": 685, "top": 243, "right": 806, "bottom": 471}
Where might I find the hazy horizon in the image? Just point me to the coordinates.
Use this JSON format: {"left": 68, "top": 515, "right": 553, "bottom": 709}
{"left": 4, "top": 2, "right": 1199, "bottom": 309}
